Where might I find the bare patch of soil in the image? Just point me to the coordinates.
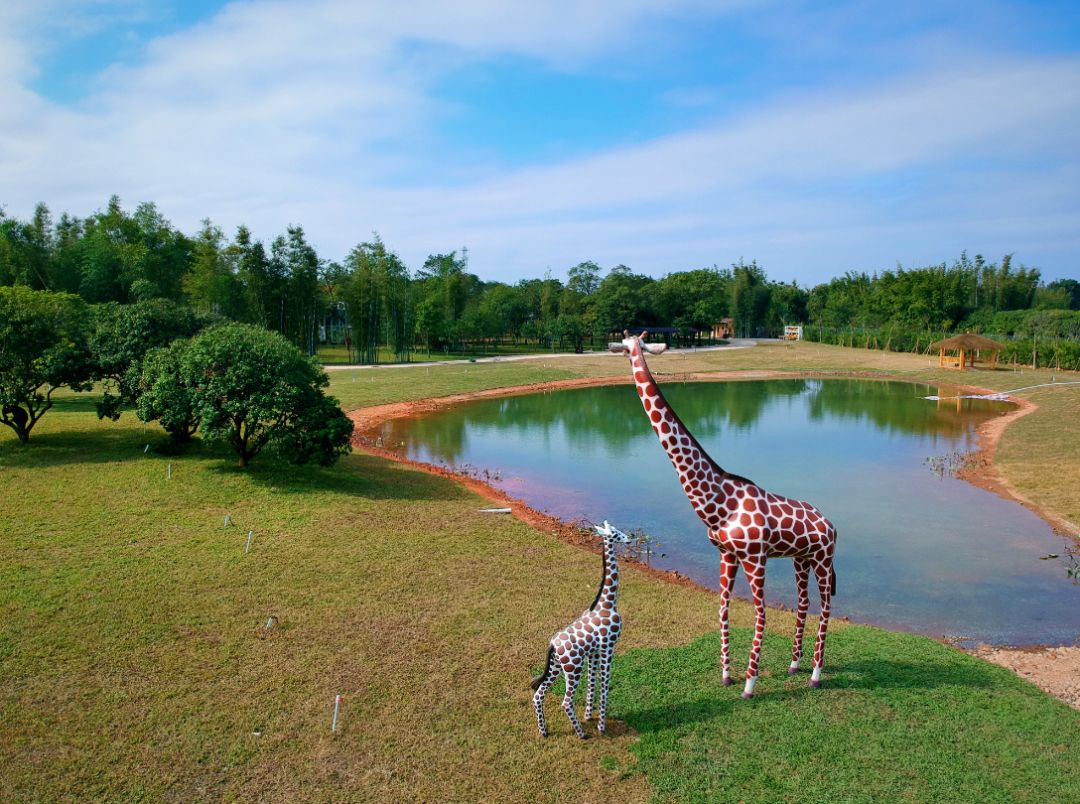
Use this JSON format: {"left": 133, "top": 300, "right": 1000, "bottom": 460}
{"left": 970, "top": 644, "right": 1080, "bottom": 710}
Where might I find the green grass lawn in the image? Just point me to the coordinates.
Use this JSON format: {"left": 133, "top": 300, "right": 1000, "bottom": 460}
{"left": 2, "top": 342, "right": 1078, "bottom": 802}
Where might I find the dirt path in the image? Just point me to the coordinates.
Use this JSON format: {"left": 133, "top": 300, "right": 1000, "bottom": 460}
{"left": 347, "top": 370, "right": 1080, "bottom": 711}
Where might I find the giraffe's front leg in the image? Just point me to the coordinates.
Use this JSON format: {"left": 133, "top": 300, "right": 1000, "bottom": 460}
{"left": 810, "top": 559, "right": 834, "bottom": 688}
{"left": 561, "top": 663, "right": 588, "bottom": 739}
{"left": 584, "top": 648, "right": 599, "bottom": 720}
{"left": 718, "top": 551, "right": 738, "bottom": 687}
{"left": 597, "top": 641, "right": 615, "bottom": 735}
{"left": 790, "top": 558, "right": 810, "bottom": 674}
{"left": 740, "top": 556, "right": 767, "bottom": 699}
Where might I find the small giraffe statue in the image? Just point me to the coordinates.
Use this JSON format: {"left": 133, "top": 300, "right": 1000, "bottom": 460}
{"left": 531, "top": 520, "right": 631, "bottom": 738}
{"left": 610, "top": 331, "right": 837, "bottom": 698}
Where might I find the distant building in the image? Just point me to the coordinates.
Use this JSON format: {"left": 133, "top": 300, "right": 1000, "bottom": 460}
{"left": 711, "top": 318, "right": 734, "bottom": 339}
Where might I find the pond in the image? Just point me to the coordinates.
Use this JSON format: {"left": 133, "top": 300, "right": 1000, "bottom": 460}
{"left": 372, "top": 379, "right": 1080, "bottom": 647}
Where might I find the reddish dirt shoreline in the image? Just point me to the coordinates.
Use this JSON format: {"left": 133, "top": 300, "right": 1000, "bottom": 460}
{"left": 347, "top": 370, "right": 1080, "bottom": 709}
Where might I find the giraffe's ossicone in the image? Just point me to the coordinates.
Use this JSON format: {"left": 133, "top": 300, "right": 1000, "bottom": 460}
{"left": 611, "top": 331, "right": 838, "bottom": 698}
{"left": 532, "top": 521, "right": 630, "bottom": 738}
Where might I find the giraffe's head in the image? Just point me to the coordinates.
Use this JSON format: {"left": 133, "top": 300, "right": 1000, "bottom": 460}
{"left": 593, "top": 520, "right": 632, "bottom": 544}
{"left": 608, "top": 329, "right": 668, "bottom": 357}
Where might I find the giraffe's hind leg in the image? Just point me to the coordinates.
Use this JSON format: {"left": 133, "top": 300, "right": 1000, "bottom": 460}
{"left": 789, "top": 558, "right": 810, "bottom": 674}
{"left": 532, "top": 661, "right": 561, "bottom": 738}
{"left": 810, "top": 558, "right": 834, "bottom": 688}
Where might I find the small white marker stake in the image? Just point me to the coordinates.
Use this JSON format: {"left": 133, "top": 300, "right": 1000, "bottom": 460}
{"left": 331, "top": 694, "right": 341, "bottom": 732}
{"left": 224, "top": 514, "right": 232, "bottom": 528}
{"left": 167, "top": 463, "right": 172, "bottom": 480}
{"left": 144, "top": 443, "right": 150, "bottom": 454}
{"left": 245, "top": 530, "right": 254, "bottom": 553}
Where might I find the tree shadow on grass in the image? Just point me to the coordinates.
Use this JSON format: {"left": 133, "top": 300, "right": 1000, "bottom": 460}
{"left": 210, "top": 451, "right": 477, "bottom": 503}
{"left": 0, "top": 426, "right": 159, "bottom": 468}
{"left": 2, "top": 424, "right": 475, "bottom": 504}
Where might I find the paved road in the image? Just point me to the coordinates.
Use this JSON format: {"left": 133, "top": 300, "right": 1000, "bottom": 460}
{"left": 323, "top": 339, "right": 758, "bottom": 371}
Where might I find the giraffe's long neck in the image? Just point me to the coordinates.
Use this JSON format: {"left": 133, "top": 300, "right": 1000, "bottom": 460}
{"left": 629, "top": 342, "right": 728, "bottom": 522}
{"left": 590, "top": 535, "right": 619, "bottom": 611}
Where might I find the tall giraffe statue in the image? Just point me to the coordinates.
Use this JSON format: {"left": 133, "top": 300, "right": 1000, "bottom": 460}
{"left": 610, "top": 331, "right": 837, "bottom": 698}
{"left": 531, "top": 521, "right": 631, "bottom": 738}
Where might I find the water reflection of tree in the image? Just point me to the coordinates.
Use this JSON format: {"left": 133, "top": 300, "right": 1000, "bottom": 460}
{"left": 804, "top": 380, "right": 1006, "bottom": 437}
{"left": 400, "top": 380, "right": 809, "bottom": 464}
{"left": 395, "top": 379, "right": 1009, "bottom": 466}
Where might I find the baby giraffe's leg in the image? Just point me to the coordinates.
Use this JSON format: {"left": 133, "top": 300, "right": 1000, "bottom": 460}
{"left": 597, "top": 638, "right": 617, "bottom": 735}
{"left": 584, "top": 647, "right": 599, "bottom": 720}
{"left": 561, "top": 663, "right": 588, "bottom": 739}
{"left": 532, "top": 660, "right": 560, "bottom": 738}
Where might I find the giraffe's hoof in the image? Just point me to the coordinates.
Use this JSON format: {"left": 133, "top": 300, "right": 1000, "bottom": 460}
{"left": 809, "top": 679, "right": 822, "bottom": 689}
{"left": 787, "top": 667, "right": 799, "bottom": 676}
{"left": 741, "top": 691, "right": 754, "bottom": 700}
{"left": 722, "top": 676, "right": 733, "bottom": 686}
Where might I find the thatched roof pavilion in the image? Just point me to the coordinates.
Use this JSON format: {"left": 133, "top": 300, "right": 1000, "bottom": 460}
{"left": 930, "top": 333, "right": 1004, "bottom": 370}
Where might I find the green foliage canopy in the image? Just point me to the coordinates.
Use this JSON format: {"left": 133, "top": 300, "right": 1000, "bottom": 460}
{"left": 179, "top": 323, "right": 352, "bottom": 467}
{"left": 0, "top": 287, "right": 93, "bottom": 443}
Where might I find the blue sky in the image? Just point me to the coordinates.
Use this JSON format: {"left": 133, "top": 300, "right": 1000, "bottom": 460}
{"left": 2, "top": 1, "right": 1079, "bottom": 285}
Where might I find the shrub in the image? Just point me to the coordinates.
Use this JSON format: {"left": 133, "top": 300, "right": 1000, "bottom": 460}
{"left": 89, "top": 298, "right": 204, "bottom": 420}
{"left": 136, "top": 340, "right": 201, "bottom": 446}
{"left": 180, "top": 323, "right": 352, "bottom": 467}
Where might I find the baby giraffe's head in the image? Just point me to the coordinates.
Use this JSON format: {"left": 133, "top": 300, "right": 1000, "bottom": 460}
{"left": 593, "top": 520, "right": 632, "bottom": 545}
{"left": 608, "top": 329, "right": 668, "bottom": 357}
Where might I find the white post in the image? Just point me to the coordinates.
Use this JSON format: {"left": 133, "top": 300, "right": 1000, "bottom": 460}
{"left": 331, "top": 694, "right": 342, "bottom": 732}
{"left": 167, "top": 463, "right": 172, "bottom": 480}
{"left": 245, "top": 530, "right": 254, "bottom": 553}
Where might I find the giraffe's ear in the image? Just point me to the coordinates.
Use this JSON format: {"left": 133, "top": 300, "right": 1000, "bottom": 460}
{"left": 608, "top": 342, "right": 629, "bottom": 354}
{"left": 642, "top": 342, "right": 667, "bottom": 355}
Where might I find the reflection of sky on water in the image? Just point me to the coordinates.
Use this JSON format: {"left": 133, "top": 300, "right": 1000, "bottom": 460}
{"left": 379, "top": 380, "right": 1080, "bottom": 647}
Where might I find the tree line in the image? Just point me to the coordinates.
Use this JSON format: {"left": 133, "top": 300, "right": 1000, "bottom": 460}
{"left": 3, "top": 197, "right": 1079, "bottom": 365}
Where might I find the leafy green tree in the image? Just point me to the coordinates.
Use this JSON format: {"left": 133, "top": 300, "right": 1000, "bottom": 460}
{"left": 89, "top": 298, "right": 203, "bottom": 419}
{"left": 343, "top": 235, "right": 412, "bottom": 363}
{"left": 136, "top": 340, "right": 201, "bottom": 445}
{"left": 730, "top": 260, "right": 771, "bottom": 337}
{"left": 181, "top": 323, "right": 352, "bottom": 467}
{"left": 271, "top": 226, "right": 322, "bottom": 354}
{"left": 0, "top": 287, "right": 93, "bottom": 443}
{"left": 655, "top": 267, "right": 731, "bottom": 344}
{"left": 592, "top": 265, "right": 655, "bottom": 335}
{"left": 1045, "top": 279, "right": 1080, "bottom": 310}
{"left": 184, "top": 220, "right": 240, "bottom": 317}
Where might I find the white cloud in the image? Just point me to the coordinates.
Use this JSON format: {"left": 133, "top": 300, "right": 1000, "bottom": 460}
{"left": 1, "top": 0, "right": 1078, "bottom": 283}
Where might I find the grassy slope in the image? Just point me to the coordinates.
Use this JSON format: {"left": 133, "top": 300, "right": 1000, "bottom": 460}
{"left": 1, "top": 342, "right": 1077, "bottom": 802}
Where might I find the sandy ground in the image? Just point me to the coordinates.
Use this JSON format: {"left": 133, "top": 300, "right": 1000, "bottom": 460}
{"left": 347, "top": 369, "right": 1080, "bottom": 711}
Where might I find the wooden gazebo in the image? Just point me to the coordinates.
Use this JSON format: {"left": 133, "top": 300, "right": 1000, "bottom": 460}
{"left": 931, "top": 333, "right": 1004, "bottom": 370}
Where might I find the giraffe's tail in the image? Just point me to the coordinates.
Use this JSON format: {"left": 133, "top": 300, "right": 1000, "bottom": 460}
{"left": 531, "top": 645, "right": 555, "bottom": 690}
{"left": 830, "top": 565, "right": 837, "bottom": 597}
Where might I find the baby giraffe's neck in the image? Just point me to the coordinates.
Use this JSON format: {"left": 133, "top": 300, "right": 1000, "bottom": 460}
{"left": 590, "top": 535, "right": 620, "bottom": 611}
